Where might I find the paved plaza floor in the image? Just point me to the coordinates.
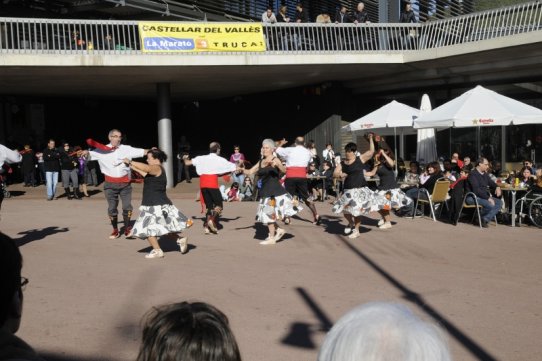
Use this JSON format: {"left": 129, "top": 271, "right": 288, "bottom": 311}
{"left": 1, "top": 181, "right": 541, "bottom": 361}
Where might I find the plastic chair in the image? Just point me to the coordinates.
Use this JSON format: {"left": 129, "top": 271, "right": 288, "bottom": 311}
{"left": 412, "top": 178, "right": 450, "bottom": 221}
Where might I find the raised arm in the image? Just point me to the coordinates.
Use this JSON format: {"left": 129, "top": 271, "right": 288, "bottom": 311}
{"left": 124, "top": 158, "right": 161, "bottom": 177}
{"left": 360, "top": 134, "right": 375, "bottom": 163}
{"left": 380, "top": 149, "right": 395, "bottom": 168}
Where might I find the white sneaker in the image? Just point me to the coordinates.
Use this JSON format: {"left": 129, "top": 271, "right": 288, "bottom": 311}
{"left": 204, "top": 228, "right": 210, "bottom": 235}
{"left": 145, "top": 249, "right": 164, "bottom": 259}
{"left": 260, "top": 236, "right": 276, "bottom": 245}
{"left": 377, "top": 219, "right": 385, "bottom": 226}
{"left": 348, "top": 229, "right": 360, "bottom": 239}
{"left": 344, "top": 226, "right": 353, "bottom": 235}
{"left": 274, "top": 228, "right": 286, "bottom": 242}
{"left": 378, "top": 222, "right": 392, "bottom": 229}
{"left": 177, "top": 237, "right": 188, "bottom": 254}
{"left": 207, "top": 219, "right": 218, "bottom": 233}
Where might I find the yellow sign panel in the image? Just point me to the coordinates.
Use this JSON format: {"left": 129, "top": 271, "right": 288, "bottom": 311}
{"left": 139, "top": 22, "right": 266, "bottom": 52}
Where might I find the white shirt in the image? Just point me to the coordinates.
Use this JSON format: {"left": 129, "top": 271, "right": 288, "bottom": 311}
{"left": 0, "top": 144, "right": 22, "bottom": 170}
{"left": 322, "top": 148, "right": 335, "bottom": 161}
{"left": 191, "top": 153, "right": 236, "bottom": 175}
{"left": 262, "top": 12, "right": 277, "bottom": 23}
{"left": 89, "top": 144, "right": 145, "bottom": 178}
{"left": 276, "top": 145, "right": 312, "bottom": 167}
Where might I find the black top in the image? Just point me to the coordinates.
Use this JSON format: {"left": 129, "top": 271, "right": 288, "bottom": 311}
{"left": 257, "top": 159, "right": 286, "bottom": 198}
{"left": 377, "top": 164, "right": 397, "bottom": 191}
{"left": 467, "top": 169, "right": 496, "bottom": 200}
{"left": 142, "top": 166, "right": 172, "bottom": 206}
{"left": 43, "top": 147, "right": 61, "bottom": 172}
{"left": 421, "top": 173, "right": 442, "bottom": 194}
{"left": 353, "top": 10, "right": 370, "bottom": 23}
{"left": 59, "top": 148, "right": 77, "bottom": 171}
{"left": 400, "top": 9, "right": 417, "bottom": 23}
{"left": 342, "top": 157, "right": 367, "bottom": 190}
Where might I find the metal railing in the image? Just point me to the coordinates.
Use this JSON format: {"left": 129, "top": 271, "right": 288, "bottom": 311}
{"left": 0, "top": 1, "right": 540, "bottom": 55}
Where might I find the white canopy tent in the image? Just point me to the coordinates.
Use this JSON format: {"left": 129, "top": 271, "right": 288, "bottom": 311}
{"left": 413, "top": 85, "right": 542, "bottom": 161}
{"left": 342, "top": 100, "right": 420, "bottom": 172}
{"left": 414, "top": 85, "right": 542, "bottom": 128}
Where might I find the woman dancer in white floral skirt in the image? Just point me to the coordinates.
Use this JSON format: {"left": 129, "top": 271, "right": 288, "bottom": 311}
{"left": 241, "top": 139, "right": 300, "bottom": 245}
{"left": 332, "top": 134, "right": 382, "bottom": 239}
{"left": 365, "top": 148, "right": 412, "bottom": 229}
{"left": 125, "top": 149, "right": 191, "bottom": 259}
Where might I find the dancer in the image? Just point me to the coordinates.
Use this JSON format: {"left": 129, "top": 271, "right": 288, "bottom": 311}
{"left": 365, "top": 148, "right": 412, "bottom": 229}
{"left": 241, "top": 139, "right": 300, "bottom": 245}
{"left": 83, "top": 129, "right": 149, "bottom": 239}
{"left": 332, "top": 134, "right": 379, "bottom": 239}
{"left": 125, "top": 149, "right": 190, "bottom": 259}
{"left": 183, "top": 142, "right": 236, "bottom": 235}
{"left": 0, "top": 143, "right": 22, "bottom": 213}
{"left": 275, "top": 136, "right": 321, "bottom": 225}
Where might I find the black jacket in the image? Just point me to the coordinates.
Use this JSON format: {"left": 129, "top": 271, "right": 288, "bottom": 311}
{"left": 467, "top": 169, "right": 496, "bottom": 200}
{"left": 43, "top": 147, "right": 61, "bottom": 172}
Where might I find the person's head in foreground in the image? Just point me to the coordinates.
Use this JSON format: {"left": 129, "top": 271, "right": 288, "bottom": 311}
{"left": 137, "top": 301, "right": 241, "bottom": 361}
{"left": 317, "top": 302, "right": 451, "bottom": 361}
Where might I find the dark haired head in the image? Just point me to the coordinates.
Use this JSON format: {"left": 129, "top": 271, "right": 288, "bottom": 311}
{"left": 0, "top": 232, "right": 22, "bottom": 329}
{"left": 323, "top": 161, "right": 332, "bottom": 167}
{"left": 232, "top": 182, "right": 239, "bottom": 188}
{"left": 137, "top": 301, "right": 241, "bottom": 361}
{"left": 344, "top": 142, "right": 357, "bottom": 154}
{"left": 147, "top": 149, "right": 167, "bottom": 163}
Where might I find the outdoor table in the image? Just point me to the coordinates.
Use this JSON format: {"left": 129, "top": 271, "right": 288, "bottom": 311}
{"left": 498, "top": 184, "right": 529, "bottom": 227}
{"left": 307, "top": 175, "right": 327, "bottom": 201}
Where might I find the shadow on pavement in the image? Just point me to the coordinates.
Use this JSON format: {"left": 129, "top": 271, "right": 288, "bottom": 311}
{"left": 15, "top": 226, "right": 69, "bottom": 247}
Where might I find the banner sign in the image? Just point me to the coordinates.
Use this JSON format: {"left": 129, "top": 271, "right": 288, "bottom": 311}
{"left": 139, "top": 22, "right": 266, "bottom": 53}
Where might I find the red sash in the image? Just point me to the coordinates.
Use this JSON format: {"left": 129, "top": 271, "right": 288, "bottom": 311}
{"left": 199, "top": 174, "right": 219, "bottom": 213}
{"left": 105, "top": 175, "right": 130, "bottom": 183}
{"left": 286, "top": 167, "right": 307, "bottom": 178}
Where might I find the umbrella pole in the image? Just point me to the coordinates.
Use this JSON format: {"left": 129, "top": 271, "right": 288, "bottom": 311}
{"left": 394, "top": 127, "right": 398, "bottom": 176}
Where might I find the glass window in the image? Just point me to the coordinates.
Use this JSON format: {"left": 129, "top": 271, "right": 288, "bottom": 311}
{"left": 480, "top": 127, "right": 501, "bottom": 163}
{"left": 451, "top": 128, "right": 477, "bottom": 160}
{"left": 506, "top": 124, "right": 542, "bottom": 164}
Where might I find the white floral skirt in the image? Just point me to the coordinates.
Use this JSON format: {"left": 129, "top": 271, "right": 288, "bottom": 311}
{"left": 256, "top": 193, "right": 301, "bottom": 224}
{"left": 332, "top": 187, "right": 382, "bottom": 217}
{"left": 132, "top": 204, "right": 189, "bottom": 238}
{"left": 375, "top": 188, "right": 413, "bottom": 210}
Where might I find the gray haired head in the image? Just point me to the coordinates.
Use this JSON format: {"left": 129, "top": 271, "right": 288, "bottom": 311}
{"left": 318, "top": 302, "right": 451, "bottom": 361}
{"left": 262, "top": 139, "right": 276, "bottom": 150}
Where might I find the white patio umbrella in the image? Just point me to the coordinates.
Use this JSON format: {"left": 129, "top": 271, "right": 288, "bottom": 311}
{"left": 342, "top": 100, "right": 420, "bottom": 173}
{"left": 413, "top": 85, "right": 542, "bottom": 128}
{"left": 416, "top": 94, "right": 438, "bottom": 164}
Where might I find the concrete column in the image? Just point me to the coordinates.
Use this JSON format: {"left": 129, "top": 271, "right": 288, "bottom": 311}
{"left": 157, "top": 83, "right": 174, "bottom": 188}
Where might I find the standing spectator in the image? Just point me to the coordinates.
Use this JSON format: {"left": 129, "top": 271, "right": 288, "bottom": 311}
{"left": 335, "top": 5, "right": 351, "bottom": 23}
{"left": 466, "top": 157, "right": 502, "bottom": 228}
{"left": 59, "top": 142, "right": 81, "bottom": 200}
{"left": 176, "top": 135, "right": 191, "bottom": 184}
{"left": 353, "top": 2, "right": 370, "bottom": 23}
{"left": 451, "top": 152, "right": 464, "bottom": 169}
{"left": 42, "top": 139, "right": 61, "bottom": 201}
{"left": 307, "top": 140, "right": 320, "bottom": 168}
{"left": 322, "top": 143, "right": 336, "bottom": 167}
{"left": 399, "top": 0, "right": 417, "bottom": 49}
{"left": 136, "top": 301, "right": 241, "bottom": 361}
{"left": 276, "top": 5, "right": 291, "bottom": 50}
{"left": 229, "top": 145, "right": 246, "bottom": 185}
{"left": 34, "top": 150, "right": 45, "bottom": 185}
{"left": 20, "top": 145, "right": 36, "bottom": 187}
{"left": 261, "top": 7, "right": 276, "bottom": 23}
{"left": 0, "top": 232, "right": 46, "bottom": 361}
{"left": 85, "top": 150, "right": 99, "bottom": 187}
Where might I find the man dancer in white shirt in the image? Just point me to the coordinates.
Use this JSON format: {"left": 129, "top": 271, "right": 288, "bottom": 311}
{"left": 0, "top": 144, "right": 22, "bottom": 214}
{"left": 276, "top": 136, "right": 321, "bottom": 225}
{"left": 83, "top": 129, "right": 149, "bottom": 239}
{"left": 183, "top": 142, "right": 236, "bottom": 235}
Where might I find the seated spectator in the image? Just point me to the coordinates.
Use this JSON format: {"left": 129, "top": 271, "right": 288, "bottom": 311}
{"left": 451, "top": 152, "right": 463, "bottom": 169}
{"left": 531, "top": 168, "right": 542, "bottom": 192}
{"left": 137, "top": 301, "right": 241, "bottom": 361}
{"left": 226, "top": 182, "right": 241, "bottom": 202}
{"left": 317, "top": 302, "right": 451, "bottom": 361}
{"left": 463, "top": 156, "right": 473, "bottom": 171}
{"left": 466, "top": 157, "right": 502, "bottom": 227}
{"left": 523, "top": 159, "right": 537, "bottom": 174}
{"left": 518, "top": 166, "right": 535, "bottom": 188}
{"left": 239, "top": 176, "right": 254, "bottom": 201}
{"left": 307, "top": 162, "right": 322, "bottom": 200}
{"left": 0, "top": 232, "right": 45, "bottom": 361}
{"left": 321, "top": 161, "right": 335, "bottom": 198}
{"left": 400, "top": 161, "right": 420, "bottom": 191}
{"left": 400, "top": 161, "right": 442, "bottom": 217}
